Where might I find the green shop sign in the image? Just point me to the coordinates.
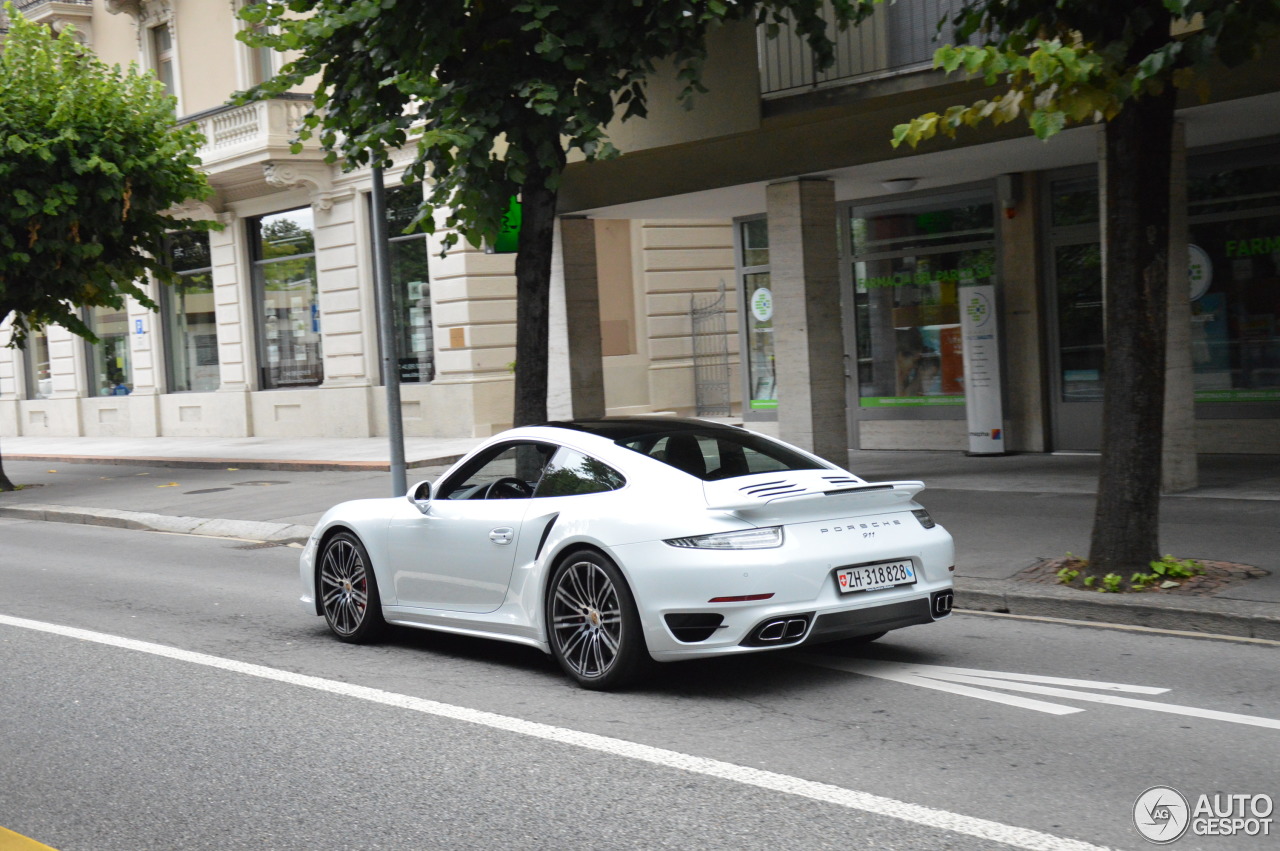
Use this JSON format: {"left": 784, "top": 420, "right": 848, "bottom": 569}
{"left": 861, "top": 263, "right": 993, "bottom": 290}
{"left": 1195, "top": 389, "right": 1280, "bottom": 403}
{"left": 490, "top": 197, "right": 522, "bottom": 254}
{"left": 860, "top": 395, "right": 965, "bottom": 408}
{"left": 1224, "top": 236, "right": 1280, "bottom": 258}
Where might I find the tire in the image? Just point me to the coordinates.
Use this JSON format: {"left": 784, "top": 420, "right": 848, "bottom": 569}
{"left": 318, "top": 531, "right": 386, "bottom": 643}
{"left": 547, "top": 549, "right": 650, "bottom": 690}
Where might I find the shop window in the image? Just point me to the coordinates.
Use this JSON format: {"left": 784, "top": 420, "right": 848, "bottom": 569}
{"left": 1047, "top": 153, "right": 1280, "bottom": 406}
{"left": 251, "top": 208, "right": 322, "bottom": 389}
{"left": 738, "top": 217, "right": 775, "bottom": 412}
{"left": 162, "top": 232, "right": 218, "bottom": 392}
{"left": 1187, "top": 158, "right": 1280, "bottom": 402}
{"left": 377, "top": 186, "right": 434, "bottom": 384}
{"left": 24, "top": 329, "right": 52, "bottom": 400}
{"left": 850, "top": 197, "right": 995, "bottom": 407}
{"left": 86, "top": 305, "right": 133, "bottom": 396}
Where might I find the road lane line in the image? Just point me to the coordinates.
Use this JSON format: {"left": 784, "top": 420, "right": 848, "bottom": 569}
{"left": 933, "top": 672, "right": 1280, "bottom": 730}
{"left": 0, "top": 826, "right": 60, "bottom": 850}
{"left": 0, "top": 613, "right": 1108, "bottom": 851}
{"left": 800, "top": 657, "right": 1280, "bottom": 729}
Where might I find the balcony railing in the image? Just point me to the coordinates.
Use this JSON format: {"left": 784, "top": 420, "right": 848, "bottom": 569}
{"left": 759, "top": 0, "right": 956, "bottom": 97}
{"left": 14, "top": 0, "right": 93, "bottom": 10}
{"left": 179, "top": 95, "right": 316, "bottom": 170}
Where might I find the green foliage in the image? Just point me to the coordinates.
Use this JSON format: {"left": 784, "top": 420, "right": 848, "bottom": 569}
{"left": 0, "top": 3, "right": 214, "bottom": 345}
{"left": 1099, "top": 573, "right": 1123, "bottom": 593}
{"left": 236, "top": 0, "right": 883, "bottom": 252}
{"left": 1056, "top": 566, "right": 1080, "bottom": 584}
{"left": 1083, "top": 575, "right": 1096, "bottom": 588}
{"left": 892, "top": 0, "right": 1280, "bottom": 149}
{"left": 1149, "top": 554, "right": 1204, "bottom": 578}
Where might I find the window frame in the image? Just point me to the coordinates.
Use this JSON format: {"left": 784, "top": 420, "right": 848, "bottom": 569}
{"left": 160, "top": 231, "right": 218, "bottom": 394}
{"left": 248, "top": 207, "right": 323, "bottom": 391}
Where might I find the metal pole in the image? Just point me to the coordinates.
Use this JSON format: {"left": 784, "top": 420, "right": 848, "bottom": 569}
{"left": 371, "top": 165, "right": 408, "bottom": 496}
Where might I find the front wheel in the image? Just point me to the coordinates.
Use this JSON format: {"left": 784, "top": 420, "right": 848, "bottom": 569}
{"left": 547, "top": 550, "right": 650, "bottom": 690}
{"left": 318, "top": 531, "right": 385, "bottom": 643}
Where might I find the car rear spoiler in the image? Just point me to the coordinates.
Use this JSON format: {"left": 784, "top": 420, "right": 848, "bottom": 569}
{"left": 703, "top": 476, "right": 925, "bottom": 513}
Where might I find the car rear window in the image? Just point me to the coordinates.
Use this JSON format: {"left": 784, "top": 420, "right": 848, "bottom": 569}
{"left": 617, "top": 430, "right": 826, "bottom": 481}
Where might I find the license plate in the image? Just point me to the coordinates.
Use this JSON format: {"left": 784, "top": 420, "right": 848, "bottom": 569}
{"left": 836, "top": 560, "right": 916, "bottom": 593}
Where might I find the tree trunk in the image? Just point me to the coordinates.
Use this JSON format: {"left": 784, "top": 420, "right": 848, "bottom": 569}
{"left": 511, "top": 158, "right": 561, "bottom": 428}
{"left": 1086, "top": 84, "right": 1178, "bottom": 576}
{"left": 0, "top": 435, "right": 14, "bottom": 491}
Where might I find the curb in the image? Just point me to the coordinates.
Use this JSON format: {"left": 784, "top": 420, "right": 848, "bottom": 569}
{"left": 956, "top": 577, "right": 1280, "bottom": 642}
{"left": 0, "top": 503, "right": 312, "bottom": 544}
{"left": 4, "top": 453, "right": 467, "bottom": 473}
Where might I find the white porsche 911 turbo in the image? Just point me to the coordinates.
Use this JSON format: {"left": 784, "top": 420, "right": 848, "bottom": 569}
{"left": 300, "top": 417, "right": 954, "bottom": 689}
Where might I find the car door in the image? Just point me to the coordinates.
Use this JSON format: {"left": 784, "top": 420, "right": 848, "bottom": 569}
{"left": 387, "top": 441, "right": 555, "bottom": 613}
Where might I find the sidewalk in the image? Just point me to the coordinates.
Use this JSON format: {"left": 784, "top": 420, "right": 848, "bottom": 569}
{"left": 2, "top": 434, "right": 1277, "bottom": 641}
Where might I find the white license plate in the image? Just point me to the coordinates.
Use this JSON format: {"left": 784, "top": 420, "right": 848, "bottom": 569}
{"left": 836, "top": 560, "right": 916, "bottom": 593}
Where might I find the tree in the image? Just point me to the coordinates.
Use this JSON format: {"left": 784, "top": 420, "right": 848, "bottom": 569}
{"left": 892, "top": 0, "right": 1280, "bottom": 576}
{"left": 0, "top": 3, "right": 213, "bottom": 491}
{"left": 238, "top": 0, "right": 881, "bottom": 428}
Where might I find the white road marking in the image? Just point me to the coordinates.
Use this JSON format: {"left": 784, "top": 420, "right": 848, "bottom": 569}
{"left": 802, "top": 657, "right": 1280, "bottom": 730}
{"left": 0, "top": 614, "right": 1106, "bottom": 851}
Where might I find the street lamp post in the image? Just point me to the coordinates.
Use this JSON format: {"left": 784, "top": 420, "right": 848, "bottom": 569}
{"left": 370, "top": 165, "right": 408, "bottom": 497}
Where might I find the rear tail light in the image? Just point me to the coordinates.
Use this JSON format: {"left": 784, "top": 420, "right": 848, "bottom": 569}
{"left": 911, "top": 508, "right": 935, "bottom": 529}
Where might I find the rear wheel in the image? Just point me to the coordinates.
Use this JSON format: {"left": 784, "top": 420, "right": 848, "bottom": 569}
{"left": 318, "top": 531, "right": 385, "bottom": 643}
{"left": 547, "top": 550, "right": 649, "bottom": 690}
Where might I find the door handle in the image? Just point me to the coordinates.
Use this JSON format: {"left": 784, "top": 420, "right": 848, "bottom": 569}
{"left": 489, "top": 527, "right": 514, "bottom": 545}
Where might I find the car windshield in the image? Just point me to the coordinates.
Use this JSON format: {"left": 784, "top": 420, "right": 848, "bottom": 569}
{"left": 616, "top": 429, "right": 826, "bottom": 481}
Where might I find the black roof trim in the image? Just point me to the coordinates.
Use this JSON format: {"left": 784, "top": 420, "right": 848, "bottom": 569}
{"left": 544, "top": 417, "right": 743, "bottom": 440}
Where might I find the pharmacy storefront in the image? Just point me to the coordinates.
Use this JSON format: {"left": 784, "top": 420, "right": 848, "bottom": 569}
{"left": 1045, "top": 141, "right": 1280, "bottom": 452}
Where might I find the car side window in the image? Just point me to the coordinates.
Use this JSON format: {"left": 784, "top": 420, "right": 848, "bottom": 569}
{"left": 619, "top": 429, "right": 823, "bottom": 480}
{"left": 437, "top": 442, "right": 556, "bottom": 499}
{"left": 533, "top": 448, "right": 625, "bottom": 498}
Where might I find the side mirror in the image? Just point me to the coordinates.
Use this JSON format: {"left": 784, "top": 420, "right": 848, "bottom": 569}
{"left": 407, "top": 480, "right": 432, "bottom": 514}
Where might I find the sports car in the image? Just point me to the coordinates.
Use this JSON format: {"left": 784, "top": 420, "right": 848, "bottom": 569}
{"left": 299, "top": 417, "right": 955, "bottom": 689}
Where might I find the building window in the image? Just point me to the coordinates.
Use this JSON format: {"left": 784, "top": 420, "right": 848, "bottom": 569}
{"left": 850, "top": 195, "right": 996, "bottom": 407}
{"left": 86, "top": 305, "right": 134, "bottom": 396}
{"left": 379, "top": 186, "right": 434, "bottom": 383}
{"left": 24, "top": 329, "right": 52, "bottom": 400}
{"left": 1187, "top": 155, "right": 1280, "bottom": 403}
{"left": 149, "top": 24, "right": 175, "bottom": 97}
{"left": 737, "top": 217, "right": 775, "bottom": 412}
{"left": 250, "top": 208, "right": 322, "bottom": 389}
{"left": 1046, "top": 149, "right": 1280, "bottom": 407}
{"left": 240, "top": 1, "right": 275, "bottom": 86}
{"left": 162, "top": 232, "right": 219, "bottom": 392}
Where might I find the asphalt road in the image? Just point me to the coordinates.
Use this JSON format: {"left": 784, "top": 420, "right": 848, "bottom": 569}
{"left": 1, "top": 517, "right": 1277, "bottom": 850}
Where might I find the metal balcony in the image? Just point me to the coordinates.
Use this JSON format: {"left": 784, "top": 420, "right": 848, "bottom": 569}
{"left": 759, "top": 0, "right": 956, "bottom": 97}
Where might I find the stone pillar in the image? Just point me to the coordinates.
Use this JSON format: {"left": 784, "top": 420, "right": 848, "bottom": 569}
{"left": 765, "top": 178, "right": 848, "bottom": 463}
{"left": 1163, "top": 122, "right": 1197, "bottom": 492}
{"left": 998, "top": 173, "right": 1048, "bottom": 452}
{"left": 548, "top": 216, "right": 605, "bottom": 420}
{"left": 210, "top": 210, "right": 253, "bottom": 436}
